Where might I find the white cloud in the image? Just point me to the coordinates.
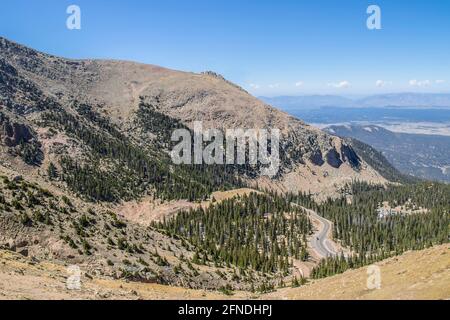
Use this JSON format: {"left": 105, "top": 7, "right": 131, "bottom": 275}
{"left": 375, "top": 80, "right": 392, "bottom": 87}
{"left": 436, "top": 80, "right": 446, "bottom": 84}
{"left": 249, "top": 83, "right": 260, "bottom": 89}
{"left": 268, "top": 83, "right": 280, "bottom": 89}
{"left": 409, "top": 79, "right": 431, "bottom": 87}
{"left": 328, "top": 81, "right": 350, "bottom": 88}
{"left": 295, "top": 81, "right": 304, "bottom": 87}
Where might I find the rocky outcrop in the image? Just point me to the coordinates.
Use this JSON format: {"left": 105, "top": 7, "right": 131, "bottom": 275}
{"left": 309, "top": 150, "right": 325, "bottom": 166}
{"left": 0, "top": 113, "right": 33, "bottom": 147}
{"left": 0, "top": 111, "right": 43, "bottom": 165}
{"left": 326, "top": 148, "right": 343, "bottom": 169}
{"left": 341, "top": 144, "right": 361, "bottom": 169}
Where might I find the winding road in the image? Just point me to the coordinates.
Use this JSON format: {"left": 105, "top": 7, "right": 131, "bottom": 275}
{"left": 291, "top": 203, "right": 340, "bottom": 259}
{"left": 306, "top": 208, "right": 338, "bottom": 258}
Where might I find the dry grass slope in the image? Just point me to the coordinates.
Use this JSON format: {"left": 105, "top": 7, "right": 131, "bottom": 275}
{"left": 0, "top": 245, "right": 448, "bottom": 300}
{"left": 265, "top": 244, "right": 450, "bottom": 300}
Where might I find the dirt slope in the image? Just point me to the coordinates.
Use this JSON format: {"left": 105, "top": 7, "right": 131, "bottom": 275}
{"left": 265, "top": 244, "right": 450, "bottom": 300}
{"left": 0, "top": 245, "right": 448, "bottom": 300}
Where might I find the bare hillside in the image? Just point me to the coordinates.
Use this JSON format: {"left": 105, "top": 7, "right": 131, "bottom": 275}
{"left": 0, "top": 36, "right": 386, "bottom": 198}
{"left": 0, "top": 245, "right": 447, "bottom": 300}
{"left": 265, "top": 244, "right": 450, "bottom": 300}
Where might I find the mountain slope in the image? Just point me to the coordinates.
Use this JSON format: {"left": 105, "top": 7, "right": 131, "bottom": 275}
{"left": 0, "top": 36, "right": 398, "bottom": 292}
{"left": 0, "top": 36, "right": 387, "bottom": 200}
{"left": 325, "top": 124, "right": 450, "bottom": 183}
{"left": 265, "top": 244, "right": 450, "bottom": 300}
{"left": 341, "top": 137, "right": 419, "bottom": 184}
{"left": 1, "top": 37, "right": 449, "bottom": 298}
{"left": 0, "top": 244, "right": 447, "bottom": 300}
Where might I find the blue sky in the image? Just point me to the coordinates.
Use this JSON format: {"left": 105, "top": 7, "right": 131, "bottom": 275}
{"left": 1, "top": 0, "right": 449, "bottom": 96}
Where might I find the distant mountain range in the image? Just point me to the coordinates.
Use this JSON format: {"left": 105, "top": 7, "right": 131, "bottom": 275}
{"left": 323, "top": 124, "right": 450, "bottom": 183}
{"left": 261, "top": 93, "right": 450, "bottom": 110}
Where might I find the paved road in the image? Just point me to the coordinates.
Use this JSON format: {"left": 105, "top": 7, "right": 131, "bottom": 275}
{"left": 292, "top": 204, "right": 339, "bottom": 259}
{"left": 307, "top": 208, "right": 338, "bottom": 258}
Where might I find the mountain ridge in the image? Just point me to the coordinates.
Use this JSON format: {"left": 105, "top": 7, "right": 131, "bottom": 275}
{"left": 0, "top": 36, "right": 388, "bottom": 198}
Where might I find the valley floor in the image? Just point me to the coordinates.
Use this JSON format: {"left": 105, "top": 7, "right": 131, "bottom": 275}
{"left": 0, "top": 244, "right": 448, "bottom": 300}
